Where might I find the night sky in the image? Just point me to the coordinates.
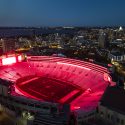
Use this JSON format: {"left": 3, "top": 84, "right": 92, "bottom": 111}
{"left": 0, "top": 0, "right": 125, "bottom": 27}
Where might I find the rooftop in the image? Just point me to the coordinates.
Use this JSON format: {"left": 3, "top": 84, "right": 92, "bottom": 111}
{"left": 100, "top": 86, "right": 125, "bottom": 114}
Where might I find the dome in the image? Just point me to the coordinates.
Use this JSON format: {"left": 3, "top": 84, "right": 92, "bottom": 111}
{"left": 119, "top": 26, "right": 123, "bottom": 31}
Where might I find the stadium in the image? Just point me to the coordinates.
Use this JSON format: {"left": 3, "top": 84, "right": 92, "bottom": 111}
{"left": 0, "top": 55, "right": 114, "bottom": 125}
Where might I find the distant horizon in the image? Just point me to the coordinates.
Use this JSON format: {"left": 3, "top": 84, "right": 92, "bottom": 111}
{"left": 0, "top": 25, "right": 125, "bottom": 29}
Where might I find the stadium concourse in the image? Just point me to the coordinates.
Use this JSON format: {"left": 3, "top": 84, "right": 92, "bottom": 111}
{"left": 0, "top": 55, "right": 115, "bottom": 124}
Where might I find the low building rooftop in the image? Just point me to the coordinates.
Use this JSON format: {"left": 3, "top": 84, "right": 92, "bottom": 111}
{"left": 100, "top": 86, "right": 125, "bottom": 114}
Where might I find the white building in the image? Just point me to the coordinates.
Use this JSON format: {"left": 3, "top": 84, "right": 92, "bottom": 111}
{"left": 108, "top": 51, "right": 125, "bottom": 62}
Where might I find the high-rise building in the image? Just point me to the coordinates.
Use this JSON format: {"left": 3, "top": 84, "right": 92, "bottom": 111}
{"left": 98, "top": 30, "right": 109, "bottom": 48}
{"left": 0, "top": 39, "right": 4, "bottom": 55}
{"left": 0, "top": 38, "right": 16, "bottom": 53}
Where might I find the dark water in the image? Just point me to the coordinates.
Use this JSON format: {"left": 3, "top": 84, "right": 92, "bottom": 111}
{"left": 0, "top": 28, "right": 77, "bottom": 37}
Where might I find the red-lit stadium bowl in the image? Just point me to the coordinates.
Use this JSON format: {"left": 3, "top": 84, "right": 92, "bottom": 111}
{"left": 0, "top": 56, "right": 114, "bottom": 113}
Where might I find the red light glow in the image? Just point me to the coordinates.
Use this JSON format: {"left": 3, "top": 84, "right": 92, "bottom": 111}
{"left": 108, "top": 64, "right": 112, "bottom": 67}
{"left": 2, "top": 57, "right": 16, "bottom": 65}
{"left": 71, "top": 106, "right": 80, "bottom": 110}
{"left": 108, "top": 76, "right": 111, "bottom": 82}
{"left": 57, "top": 62, "right": 91, "bottom": 71}
{"left": 18, "top": 55, "right": 22, "bottom": 62}
{"left": 87, "top": 88, "right": 92, "bottom": 93}
{"left": 0, "top": 56, "right": 114, "bottom": 113}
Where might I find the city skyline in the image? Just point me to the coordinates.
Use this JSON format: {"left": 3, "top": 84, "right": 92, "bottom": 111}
{"left": 0, "top": 0, "right": 125, "bottom": 27}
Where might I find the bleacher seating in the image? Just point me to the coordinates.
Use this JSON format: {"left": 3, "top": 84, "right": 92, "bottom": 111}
{"left": 0, "top": 56, "right": 114, "bottom": 112}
